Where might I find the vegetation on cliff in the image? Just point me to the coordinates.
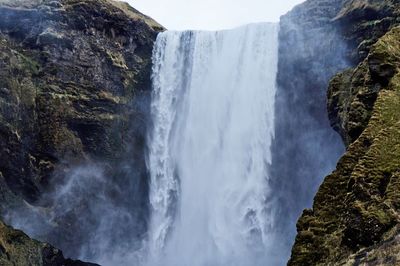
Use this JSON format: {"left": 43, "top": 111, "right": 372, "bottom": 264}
{"left": 0, "top": 220, "right": 99, "bottom": 266}
{"left": 290, "top": 0, "right": 400, "bottom": 265}
{"left": 1, "top": 0, "right": 400, "bottom": 265}
{"left": 0, "top": 0, "right": 163, "bottom": 263}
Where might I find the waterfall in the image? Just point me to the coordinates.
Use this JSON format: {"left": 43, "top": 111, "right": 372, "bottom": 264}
{"left": 147, "top": 23, "right": 280, "bottom": 266}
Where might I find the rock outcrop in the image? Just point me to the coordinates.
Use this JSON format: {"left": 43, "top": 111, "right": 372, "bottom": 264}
{"left": 0, "top": 0, "right": 163, "bottom": 263}
{"left": 0, "top": 0, "right": 161, "bottom": 206}
{"left": 272, "top": 0, "right": 347, "bottom": 257}
{"left": 0, "top": 220, "right": 98, "bottom": 266}
{"left": 289, "top": 0, "right": 400, "bottom": 265}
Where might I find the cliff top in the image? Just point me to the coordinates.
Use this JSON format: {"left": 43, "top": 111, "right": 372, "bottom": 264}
{"left": 0, "top": 0, "right": 164, "bottom": 31}
{"left": 107, "top": 0, "right": 164, "bottom": 31}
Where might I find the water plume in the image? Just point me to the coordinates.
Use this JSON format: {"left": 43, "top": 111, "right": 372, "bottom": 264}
{"left": 147, "top": 23, "right": 281, "bottom": 266}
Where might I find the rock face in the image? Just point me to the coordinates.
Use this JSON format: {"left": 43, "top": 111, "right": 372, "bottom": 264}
{"left": 0, "top": 0, "right": 163, "bottom": 263}
{"left": 2, "top": 0, "right": 400, "bottom": 265}
{"left": 288, "top": 0, "right": 400, "bottom": 265}
{"left": 329, "top": 0, "right": 400, "bottom": 146}
{"left": 0, "top": 220, "right": 98, "bottom": 266}
{"left": 272, "top": 0, "right": 347, "bottom": 256}
{"left": 0, "top": 0, "right": 161, "bottom": 206}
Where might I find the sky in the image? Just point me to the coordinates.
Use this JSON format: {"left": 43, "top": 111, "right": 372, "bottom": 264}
{"left": 127, "top": 0, "right": 305, "bottom": 30}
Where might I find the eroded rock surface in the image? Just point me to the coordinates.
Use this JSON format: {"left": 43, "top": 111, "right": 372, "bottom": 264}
{"left": 0, "top": 220, "right": 98, "bottom": 266}
{"left": 0, "top": 0, "right": 163, "bottom": 263}
{"left": 289, "top": 1, "right": 400, "bottom": 265}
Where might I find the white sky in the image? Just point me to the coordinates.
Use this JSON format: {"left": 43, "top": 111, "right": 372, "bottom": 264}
{"left": 127, "top": 0, "right": 305, "bottom": 30}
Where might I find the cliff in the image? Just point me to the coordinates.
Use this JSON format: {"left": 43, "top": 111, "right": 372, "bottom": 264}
{"left": 0, "top": 0, "right": 162, "bottom": 263}
{"left": 2, "top": 0, "right": 400, "bottom": 265}
{"left": 272, "top": 0, "right": 347, "bottom": 257}
{"left": 288, "top": 0, "right": 400, "bottom": 265}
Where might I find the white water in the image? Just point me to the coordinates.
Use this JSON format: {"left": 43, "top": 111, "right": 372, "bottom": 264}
{"left": 147, "top": 23, "right": 279, "bottom": 266}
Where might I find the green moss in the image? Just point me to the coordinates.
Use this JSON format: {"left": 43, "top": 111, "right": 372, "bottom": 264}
{"left": 18, "top": 53, "right": 40, "bottom": 76}
{"left": 106, "top": 0, "right": 164, "bottom": 30}
{"left": 106, "top": 50, "right": 128, "bottom": 69}
{"left": 0, "top": 221, "right": 43, "bottom": 266}
{"left": 290, "top": 26, "right": 400, "bottom": 266}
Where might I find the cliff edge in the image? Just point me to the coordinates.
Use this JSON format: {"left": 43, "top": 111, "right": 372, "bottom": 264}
{"left": 288, "top": 0, "right": 400, "bottom": 265}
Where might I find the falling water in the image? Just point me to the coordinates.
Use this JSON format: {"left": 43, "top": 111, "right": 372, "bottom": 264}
{"left": 147, "top": 23, "right": 279, "bottom": 266}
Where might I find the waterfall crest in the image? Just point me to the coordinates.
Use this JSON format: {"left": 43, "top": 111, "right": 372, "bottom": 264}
{"left": 148, "top": 23, "right": 279, "bottom": 266}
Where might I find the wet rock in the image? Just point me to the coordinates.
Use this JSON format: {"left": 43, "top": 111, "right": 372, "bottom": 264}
{"left": 290, "top": 15, "right": 400, "bottom": 266}
{"left": 0, "top": 0, "right": 164, "bottom": 263}
{"left": 0, "top": 220, "right": 97, "bottom": 266}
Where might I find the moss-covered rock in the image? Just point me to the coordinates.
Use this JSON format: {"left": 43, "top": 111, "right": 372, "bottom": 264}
{"left": 334, "top": 0, "right": 400, "bottom": 62}
{"left": 0, "top": 0, "right": 164, "bottom": 262}
{"left": 0, "top": 0, "right": 163, "bottom": 205}
{"left": 0, "top": 220, "right": 97, "bottom": 266}
{"left": 290, "top": 25, "right": 400, "bottom": 266}
{"left": 273, "top": 0, "right": 348, "bottom": 255}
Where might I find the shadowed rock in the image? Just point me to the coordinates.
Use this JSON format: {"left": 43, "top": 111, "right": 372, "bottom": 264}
{"left": 0, "top": 0, "right": 164, "bottom": 263}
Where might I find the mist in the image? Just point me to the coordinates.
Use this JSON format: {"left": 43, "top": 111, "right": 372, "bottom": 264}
{"left": 269, "top": 0, "right": 350, "bottom": 257}
{"left": 1, "top": 1, "right": 352, "bottom": 266}
{"left": 5, "top": 162, "right": 148, "bottom": 265}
